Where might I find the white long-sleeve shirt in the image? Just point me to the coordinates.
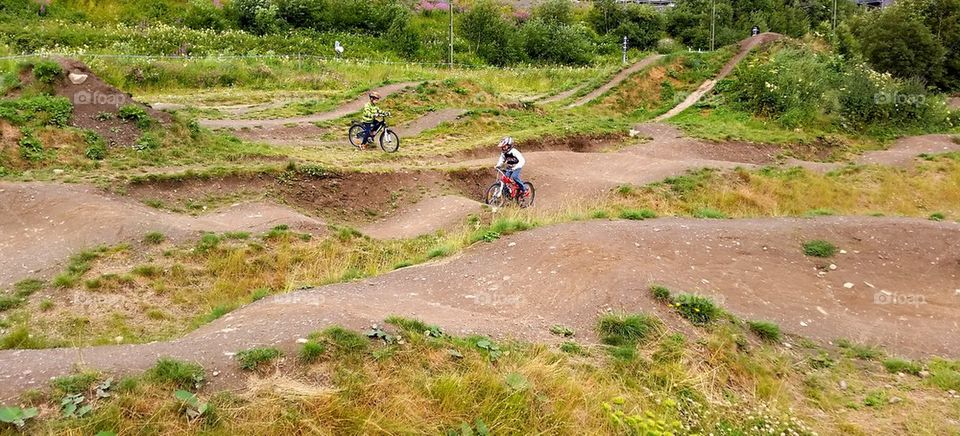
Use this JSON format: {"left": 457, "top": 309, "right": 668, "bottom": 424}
{"left": 496, "top": 148, "right": 525, "bottom": 170}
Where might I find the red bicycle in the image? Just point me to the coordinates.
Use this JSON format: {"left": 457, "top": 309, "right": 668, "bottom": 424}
{"left": 484, "top": 167, "right": 535, "bottom": 208}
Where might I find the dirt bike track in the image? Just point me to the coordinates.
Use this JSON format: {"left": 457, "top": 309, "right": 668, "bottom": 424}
{"left": 2, "top": 33, "right": 960, "bottom": 400}
{"left": 2, "top": 217, "right": 959, "bottom": 401}
{"left": 566, "top": 54, "right": 666, "bottom": 108}
{"left": 0, "top": 182, "right": 324, "bottom": 287}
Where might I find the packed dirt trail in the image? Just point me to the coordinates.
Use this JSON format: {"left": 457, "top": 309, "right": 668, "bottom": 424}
{"left": 2, "top": 217, "right": 958, "bottom": 401}
{"left": 655, "top": 32, "right": 783, "bottom": 121}
{"left": 566, "top": 54, "right": 665, "bottom": 108}
{"left": 0, "top": 182, "right": 323, "bottom": 287}
{"left": 198, "top": 81, "right": 420, "bottom": 129}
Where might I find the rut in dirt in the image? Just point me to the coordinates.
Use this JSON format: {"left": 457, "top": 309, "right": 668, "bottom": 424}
{"left": 1, "top": 217, "right": 957, "bottom": 401}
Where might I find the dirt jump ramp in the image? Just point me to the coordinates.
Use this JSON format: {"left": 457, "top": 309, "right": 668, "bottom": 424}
{"left": 198, "top": 81, "right": 420, "bottom": 129}
{"left": 0, "top": 182, "right": 324, "bottom": 287}
{"left": 1, "top": 217, "right": 957, "bottom": 401}
{"left": 655, "top": 33, "right": 782, "bottom": 121}
{"left": 566, "top": 54, "right": 665, "bottom": 108}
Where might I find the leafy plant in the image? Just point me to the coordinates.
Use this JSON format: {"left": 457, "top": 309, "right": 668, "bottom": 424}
{"left": 0, "top": 406, "right": 38, "bottom": 429}
{"left": 32, "top": 60, "right": 63, "bottom": 84}
{"left": 118, "top": 104, "right": 151, "bottom": 129}
{"left": 672, "top": 293, "right": 719, "bottom": 325}
{"left": 60, "top": 393, "right": 92, "bottom": 418}
{"left": 83, "top": 130, "right": 107, "bottom": 160}
{"left": 650, "top": 285, "right": 671, "bottom": 302}
{"left": 929, "top": 212, "right": 946, "bottom": 221}
{"left": 802, "top": 240, "right": 837, "bottom": 258}
{"left": 549, "top": 325, "right": 574, "bottom": 337}
{"left": 18, "top": 133, "right": 45, "bottom": 162}
{"left": 174, "top": 390, "right": 210, "bottom": 420}
{"left": 475, "top": 338, "right": 502, "bottom": 361}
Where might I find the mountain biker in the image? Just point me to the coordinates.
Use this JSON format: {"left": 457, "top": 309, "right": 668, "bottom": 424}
{"left": 359, "top": 91, "right": 385, "bottom": 150}
{"left": 496, "top": 137, "right": 527, "bottom": 197}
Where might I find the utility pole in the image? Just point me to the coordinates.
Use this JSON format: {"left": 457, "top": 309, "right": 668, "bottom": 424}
{"left": 622, "top": 36, "right": 628, "bottom": 65}
{"left": 832, "top": 0, "right": 838, "bottom": 29}
{"left": 710, "top": 0, "right": 716, "bottom": 51}
{"left": 448, "top": 0, "right": 454, "bottom": 68}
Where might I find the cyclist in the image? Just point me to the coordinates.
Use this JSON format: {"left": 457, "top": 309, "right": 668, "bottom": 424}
{"left": 359, "top": 91, "right": 385, "bottom": 150}
{"left": 495, "top": 137, "right": 528, "bottom": 197}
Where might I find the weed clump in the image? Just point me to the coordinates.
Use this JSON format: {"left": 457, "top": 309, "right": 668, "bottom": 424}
{"left": 146, "top": 358, "right": 205, "bottom": 389}
{"left": 883, "top": 358, "right": 922, "bottom": 375}
{"left": 802, "top": 240, "right": 837, "bottom": 257}
{"left": 693, "top": 208, "right": 727, "bottom": 219}
{"left": 596, "top": 313, "right": 662, "bottom": 346}
{"left": 747, "top": 321, "right": 781, "bottom": 342}
{"left": 672, "top": 294, "right": 719, "bottom": 325}
{"left": 618, "top": 208, "right": 656, "bottom": 220}
{"left": 235, "top": 347, "right": 281, "bottom": 370}
{"left": 299, "top": 341, "right": 327, "bottom": 363}
{"left": 650, "top": 285, "right": 671, "bottom": 302}
{"left": 51, "top": 372, "right": 98, "bottom": 394}
{"left": 837, "top": 338, "right": 883, "bottom": 360}
{"left": 143, "top": 231, "right": 166, "bottom": 245}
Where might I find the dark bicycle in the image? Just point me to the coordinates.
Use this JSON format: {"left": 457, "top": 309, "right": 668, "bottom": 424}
{"left": 348, "top": 112, "right": 399, "bottom": 152}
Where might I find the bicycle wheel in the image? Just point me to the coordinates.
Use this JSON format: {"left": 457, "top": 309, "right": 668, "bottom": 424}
{"left": 517, "top": 183, "right": 535, "bottom": 208}
{"left": 348, "top": 124, "right": 365, "bottom": 148}
{"left": 380, "top": 129, "right": 400, "bottom": 153}
{"left": 484, "top": 183, "right": 506, "bottom": 208}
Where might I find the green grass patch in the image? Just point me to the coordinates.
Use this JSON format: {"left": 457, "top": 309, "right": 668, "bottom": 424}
{"left": 836, "top": 338, "right": 883, "bottom": 360}
{"left": 650, "top": 285, "right": 671, "bottom": 303}
{"left": 883, "top": 358, "right": 922, "bottom": 375}
{"left": 802, "top": 240, "right": 837, "bottom": 258}
{"left": 618, "top": 208, "right": 657, "bottom": 220}
{"left": 235, "top": 347, "right": 282, "bottom": 370}
{"left": 672, "top": 294, "right": 720, "bottom": 325}
{"left": 143, "top": 231, "right": 166, "bottom": 245}
{"left": 747, "top": 321, "right": 781, "bottom": 342}
{"left": 692, "top": 208, "right": 727, "bottom": 219}
{"left": 596, "top": 313, "right": 662, "bottom": 346}
{"left": 299, "top": 341, "right": 327, "bottom": 363}
{"left": 146, "top": 358, "right": 205, "bottom": 389}
{"left": 51, "top": 372, "right": 98, "bottom": 394}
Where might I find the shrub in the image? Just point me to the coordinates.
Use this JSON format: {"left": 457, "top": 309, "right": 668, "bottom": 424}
{"left": 235, "top": 347, "right": 281, "bottom": 370}
{"left": 802, "top": 240, "right": 837, "bottom": 257}
{"left": 82, "top": 130, "right": 106, "bottom": 160}
{"left": 596, "top": 313, "right": 662, "bottom": 346}
{"left": 32, "top": 60, "right": 63, "bottom": 84}
{"left": 883, "top": 358, "right": 922, "bottom": 375}
{"left": 147, "top": 358, "right": 205, "bottom": 389}
{"left": 134, "top": 133, "right": 161, "bottom": 151}
{"left": 672, "top": 293, "right": 719, "bottom": 325}
{"left": 18, "top": 134, "right": 44, "bottom": 162}
{"left": 693, "top": 208, "right": 727, "bottom": 219}
{"left": 747, "top": 321, "right": 781, "bottom": 342}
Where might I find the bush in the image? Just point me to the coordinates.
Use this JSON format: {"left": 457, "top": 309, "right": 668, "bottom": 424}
{"left": 883, "top": 358, "right": 922, "bottom": 375}
{"left": 747, "top": 321, "right": 781, "bottom": 342}
{"left": 235, "top": 347, "right": 281, "bottom": 370}
{"left": 83, "top": 130, "right": 107, "bottom": 160}
{"left": 32, "top": 60, "right": 63, "bottom": 84}
{"left": 147, "top": 358, "right": 205, "bottom": 389}
{"left": 0, "top": 95, "right": 72, "bottom": 127}
{"left": 672, "top": 293, "right": 719, "bottom": 325}
{"left": 802, "top": 240, "right": 837, "bottom": 258}
{"left": 596, "top": 312, "right": 662, "bottom": 346}
{"left": 18, "top": 133, "right": 44, "bottom": 162}
{"left": 519, "top": 19, "right": 595, "bottom": 65}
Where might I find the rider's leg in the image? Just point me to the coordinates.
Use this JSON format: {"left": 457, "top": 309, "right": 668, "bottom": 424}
{"left": 360, "top": 122, "right": 374, "bottom": 146}
{"left": 507, "top": 169, "right": 526, "bottom": 194}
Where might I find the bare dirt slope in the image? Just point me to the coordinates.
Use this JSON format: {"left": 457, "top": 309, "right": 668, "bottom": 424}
{"left": 198, "top": 82, "right": 420, "bottom": 129}
{"left": 566, "top": 54, "right": 665, "bottom": 108}
{"left": 361, "top": 195, "right": 483, "bottom": 239}
{"left": 655, "top": 33, "right": 782, "bottom": 121}
{"left": 537, "top": 83, "right": 587, "bottom": 105}
{"left": 2, "top": 217, "right": 957, "bottom": 401}
{"left": 0, "top": 182, "right": 324, "bottom": 287}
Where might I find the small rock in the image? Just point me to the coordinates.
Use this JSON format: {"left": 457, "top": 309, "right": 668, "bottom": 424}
{"left": 783, "top": 342, "right": 792, "bottom": 348}
{"left": 843, "top": 282, "right": 855, "bottom": 289}
{"left": 919, "top": 370, "right": 930, "bottom": 378}
{"left": 52, "top": 169, "right": 64, "bottom": 175}
{"left": 212, "top": 371, "right": 220, "bottom": 377}
{"left": 949, "top": 389, "right": 957, "bottom": 396}
{"left": 68, "top": 72, "right": 89, "bottom": 85}
{"left": 829, "top": 264, "right": 837, "bottom": 270}
{"left": 888, "top": 397, "right": 902, "bottom": 404}
{"left": 114, "top": 336, "right": 123, "bottom": 343}
{"left": 296, "top": 338, "right": 308, "bottom": 344}
{"left": 508, "top": 242, "right": 516, "bottom": 247}
{"left": 838, "top": 380, "right": 848, "bottom": 390}
{"left": 839, "top": 249, "right": 847, "bottom": 254}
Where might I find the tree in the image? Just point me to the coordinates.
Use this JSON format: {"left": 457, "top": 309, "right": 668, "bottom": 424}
{"left": 533, "top": 0, "right": 573, "bottom": 26}
{"left": 460, "top": 0, "right": 517, "bottom": 65}
{"left": 857, "top": 7, "right": 946, "bottom": 82}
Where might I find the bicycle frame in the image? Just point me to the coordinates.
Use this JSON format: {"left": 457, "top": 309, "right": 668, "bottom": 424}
{"left": 496, "top": 168, "right": 522, "bottom": 199}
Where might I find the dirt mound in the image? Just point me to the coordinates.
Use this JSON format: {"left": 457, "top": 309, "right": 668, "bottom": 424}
{"left": 857, "top": 134, "right": 960, "bottom": 166}
{"left": 1, "top": 216, "right": 957, "bottom": 401}
{"left": 655, "top": 33, "right": 782, "bottom": 121}
{"left": 199, "top": 82, "right": 420, "bottom": 130}
{"left": 361, "top": 195, "right": 483, "bottom": 239}
{"left": 44, "top": 58, "right": 170, "bottom": 146}
{"left": 0, "top": 182, "right": 323, "bottom": 287}
{"left": 567, "top": 54, "right": 665, "bottom": 108}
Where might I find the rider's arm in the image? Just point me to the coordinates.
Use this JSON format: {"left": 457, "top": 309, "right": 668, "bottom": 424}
{"left": 512, "top": 149, "right": 525, "bottom": 169}
{"left": 496, "top": 153, "right": 505, "bottom": 168}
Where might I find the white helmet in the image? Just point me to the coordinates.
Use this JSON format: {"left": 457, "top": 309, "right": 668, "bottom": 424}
{"left": 498, "top": 136, "right": 514, "bottom": 151}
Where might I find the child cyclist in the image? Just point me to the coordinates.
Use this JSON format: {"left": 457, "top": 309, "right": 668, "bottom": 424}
{"left": 495, "top": 137, "right": 528, "bottom": 197}
{"left": 359, "top": 91, "right": 385, "bottom": 150}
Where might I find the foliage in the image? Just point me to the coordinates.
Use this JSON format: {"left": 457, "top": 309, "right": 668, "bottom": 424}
{"left": 117, "top": 104, "right": 151, "bottom": 129}
{"left": 650, "top": 285, "right": 671, "bottom": 302}
{"left": 235, "top": 347, "right": 282, "bottom": 370}
{"left": 802, "top": 240, "right": 837, "bottom": 258}
{"left": 83, "top": 130, "right": 107, "bottom": 160}
{"left": 18, "top": 133, "right": 45, "bottom": 162}
{"left": 0, "top": 406, "right": 38, "bottom": 429}
{"left": 32, "top": 60, "right": 63, "bottom": 84}
{"left": 618, "top": 208, "right": 656, "bottom": 220}
{"left": 147, "top": 358, "right": 205, "bottom": 389}
{"left": 0, "top": 95, "right": 72, "bottom": 127}
{"left": 747, "top": 321, "right": 781, "bottom": 342}
{"left": 672, "top": 293, "right": 719, "bottom": 325}
{"left": 596, "top": 312, "right": 662, "bottom": 346}
{"left": 173, "top": 390, "right": 210, "bottom": 421}
{"left": 883, "top": 358, "right": 922, "bottom": 375}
